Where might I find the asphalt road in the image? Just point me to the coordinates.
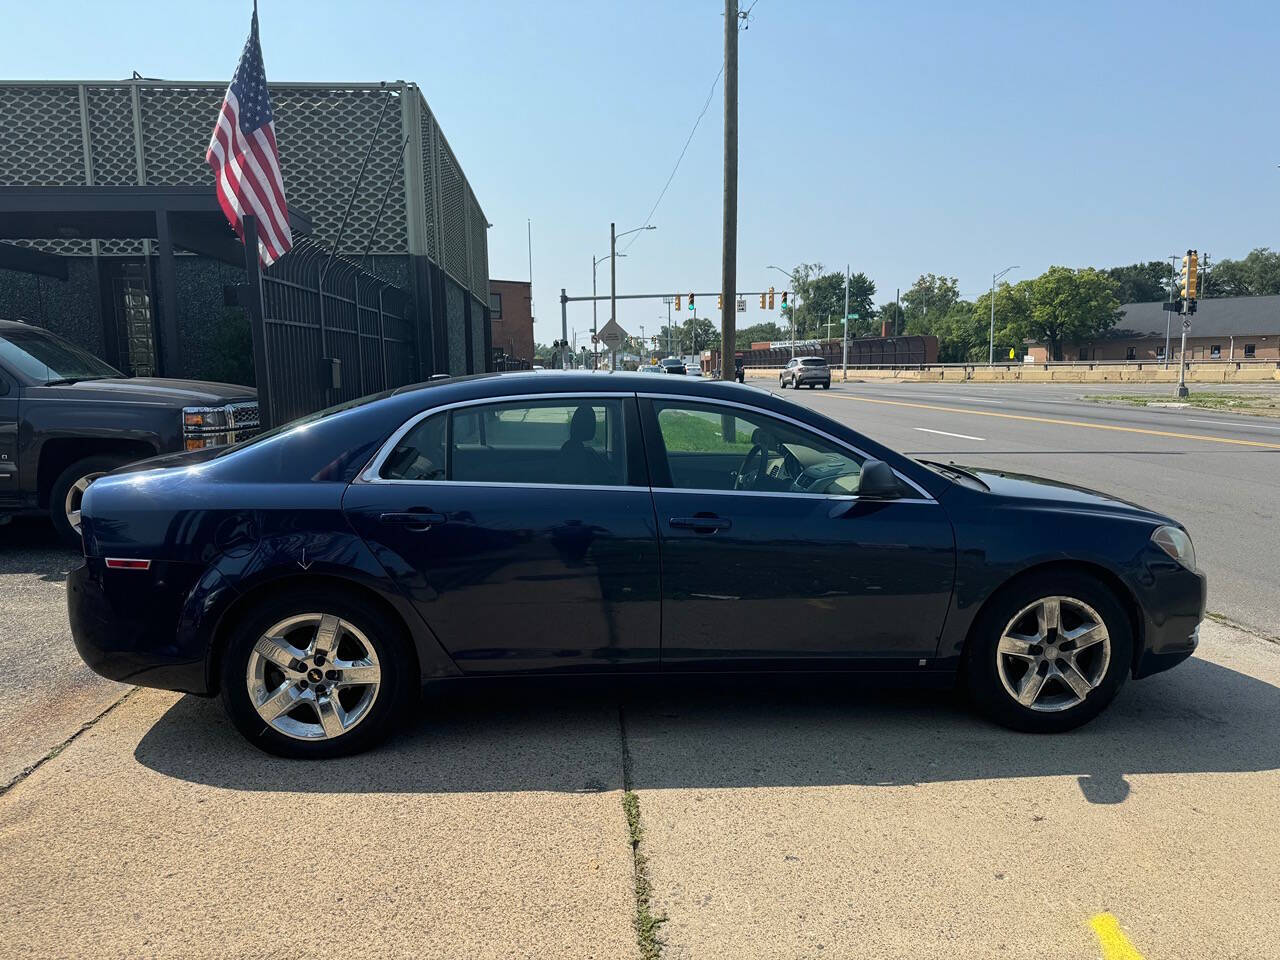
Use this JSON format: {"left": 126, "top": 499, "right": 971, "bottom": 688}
{"left": 780, "top": 379, "right": 1280, "bottom": 638}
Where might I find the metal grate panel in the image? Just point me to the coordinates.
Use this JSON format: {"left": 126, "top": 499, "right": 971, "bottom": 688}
{"left": 438, "top": 143, "right": 468, "bottom": 284}
{"left": 86, "top": 86, "right": 139, "bottom": 185}
{"left": 418, "top": 109, "right": 438, "bottom": 262}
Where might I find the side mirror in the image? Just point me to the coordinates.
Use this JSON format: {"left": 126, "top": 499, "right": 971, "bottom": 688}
{"left": 857, "top": 459, "right": 901, "bottom": 499}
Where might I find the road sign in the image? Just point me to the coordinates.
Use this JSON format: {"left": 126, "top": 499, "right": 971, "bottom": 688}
{"left": 1182, "top": 318, "right": 1192, "bottom": 329}
{"left": 736, "top": 297, "right": 746, "bottom": 313}
{"left": 597, "top": 319, "right": 627, "bottom": 352}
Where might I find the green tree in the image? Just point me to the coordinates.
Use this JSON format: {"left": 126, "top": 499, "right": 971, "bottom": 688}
{"left": 736, "top": 320, "right": 784, "bottom": 345}
{"left": 680, "top": 315, "right": 718, "bottom": 353}
{"left": 972, "top": 282, "right": 1034, "bottom": 362}
{"left": 1021, "top": 266, "right": 1121, "bottom": 361}
{"left": 1203, "top": 248, "right": 1280, "bottom": 297}
{"left": 877, "top": 301, "right": 905, "bottom": 337}
{"left": 789, "top": 264, "right": 876, "bottom": 341}
{"left": 1106, "top": 261, "right": 1172, "bottom": 304}
{"left": 901, "top": 274, "right": 961, "bottom": 335}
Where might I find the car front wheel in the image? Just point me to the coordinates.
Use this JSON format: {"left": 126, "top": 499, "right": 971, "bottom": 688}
{"left": 220, "top": 588, "right": 415, "bottom": 758}
{"left": 963, "top": 571, "right": 1132, "bottom": 733}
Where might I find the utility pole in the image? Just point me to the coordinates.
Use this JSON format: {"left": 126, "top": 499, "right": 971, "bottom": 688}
{"left": 663, "top": 296, "right": 673, "bottom": 356}
{"left": 895, "top": 288, "right": 900, "bottom": 336}
{"left": 560, "top": 288, "right": 568, "bottom": 370}
{"left": 719, "top": 0, "right": 739, "bottom": 380}
{"left": 609, "top": 222, "right": 617, "bottom": 333}
{"left": 842, "top": 264, "right": 850, "bottom": 379}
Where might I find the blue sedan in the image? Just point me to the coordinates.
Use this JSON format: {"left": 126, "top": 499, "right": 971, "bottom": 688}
{"left": 68, "top": 372, "right": 1205, "bottom": 758}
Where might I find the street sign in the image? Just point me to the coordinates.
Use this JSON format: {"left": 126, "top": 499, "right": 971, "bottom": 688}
{"left": 597, "top": 318, "right": 627, "bottom": 352}
{"left": 736, "top": 297, "right": 746, "bottom": 313}
{"left": 1182, "top": 318, "right": 1192, "bottom": 329}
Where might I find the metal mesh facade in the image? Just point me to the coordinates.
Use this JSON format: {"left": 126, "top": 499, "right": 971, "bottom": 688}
{"left": 0, "top": 80, "right": 488, "bottom": 284}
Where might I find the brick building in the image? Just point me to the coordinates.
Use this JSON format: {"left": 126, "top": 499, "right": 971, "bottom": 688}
{"left": 1027, "top": 295, "right": 1280, "bottom": 362}
{"left": 488, "top": 278, "right": 534, "bottom": 368}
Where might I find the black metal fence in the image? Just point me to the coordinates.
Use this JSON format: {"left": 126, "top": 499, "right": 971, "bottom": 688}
{"left": 244, "top": 230, "right": 417, "bottom": 428}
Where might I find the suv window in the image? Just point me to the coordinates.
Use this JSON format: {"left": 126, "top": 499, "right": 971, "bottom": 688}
{"left": 652, "top": 400, "right": 864, "bottom": 494}
{"left": 383, "top": 398, "right": 629, "bottom": 487}
{"left": 0, "top": 326, "right": 122, "bottom": 384}
{"left": 798, "top": 358, "right": 827, "bottom": 366}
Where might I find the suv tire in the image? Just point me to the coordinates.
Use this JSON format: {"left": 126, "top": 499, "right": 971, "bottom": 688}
{"left": 49, "top": 454, "right": 129, "bottom": 547}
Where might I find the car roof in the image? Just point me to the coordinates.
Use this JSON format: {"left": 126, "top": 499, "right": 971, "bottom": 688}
{"left": 387, "top": 370, "right": 763, "bottom": 406}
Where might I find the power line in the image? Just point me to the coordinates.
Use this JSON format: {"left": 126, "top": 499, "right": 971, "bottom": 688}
{"left": 622, "top": 60, "right": 725, "bottom": 253}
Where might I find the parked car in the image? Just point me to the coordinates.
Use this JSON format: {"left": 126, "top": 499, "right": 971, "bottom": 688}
{"left": 660, "top": 357, "right": 686, "bottom": 375}
{"left": 68, "top": 371, "right": 1205, "bottom": 759}
{"left": 0, "top": 319, "right": 258, "bottom": 544}
{"left": 638, "top": 364, "right": 665, "bottom": 374}
{"left": 779, "top": 356, "right": 831, "bottom": 389}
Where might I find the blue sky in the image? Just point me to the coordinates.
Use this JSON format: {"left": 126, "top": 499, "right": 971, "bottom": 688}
{"left": 6, "top": 0, "right": 1279, "bottom": 347}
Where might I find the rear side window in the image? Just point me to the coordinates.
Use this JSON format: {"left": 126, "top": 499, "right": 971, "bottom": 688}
{"left": 381, "top": 398, "right": 631, "bottom": 487}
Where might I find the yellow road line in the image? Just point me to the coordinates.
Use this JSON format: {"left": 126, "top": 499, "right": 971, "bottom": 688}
{"left": 832, "top": 394, "right": 1280, "bottom": 449}
{"left": 1090, "top": 913, "right": 1145, "bottom": 960}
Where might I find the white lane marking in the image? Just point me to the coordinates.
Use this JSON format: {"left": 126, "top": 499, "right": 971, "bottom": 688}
{"left": 881, "top": 392, "right": 1004, "bottom": 404}
{"left": 1187, "top": 417, "right": 1280, "bottom": 431}
{"left": 913, "top": 427, "right": 986, "bottom": 441}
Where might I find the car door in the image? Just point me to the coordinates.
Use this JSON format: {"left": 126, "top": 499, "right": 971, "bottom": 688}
{"left": 640, "top": 396, "right": 955, "bottom": 670}
{"left": 343, "top": 393, "right": 661, "bottom": 674}
{"left": 0, "top": 372, "right": 17, "bottom": 501}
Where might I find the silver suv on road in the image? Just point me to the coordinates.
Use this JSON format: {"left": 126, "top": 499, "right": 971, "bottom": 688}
{"left": 779, "top": 356, "right": 831, "bottom": 390}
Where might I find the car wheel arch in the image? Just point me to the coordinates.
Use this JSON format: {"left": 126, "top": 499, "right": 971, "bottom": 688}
{"left": 958, "top": 559, "right": 1144, "bottom": 678}
{"left": 205, "top": 572, "right": 425, "bottom": 697}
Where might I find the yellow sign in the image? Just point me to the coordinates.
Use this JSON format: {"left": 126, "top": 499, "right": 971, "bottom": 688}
{"left": 1009, "top": 348, "right": 1016, "bottom": 359}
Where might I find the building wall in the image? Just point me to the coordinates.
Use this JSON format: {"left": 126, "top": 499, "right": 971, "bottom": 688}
{"left": 0, "top": 80, "right": 491, "bottom": 378}
{"left": 1028, "top": 335, "right": 1279, "bottom": 362}
{"left": 488, "top": 279, "right": 534, "bottom": 365}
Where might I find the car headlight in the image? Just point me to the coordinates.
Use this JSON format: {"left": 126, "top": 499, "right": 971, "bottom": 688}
{"left": 183, "top": 407, "right": 229, "bottom": 432}
{"left": 1152, "top": 525, "right": 1196, "bottom": 572}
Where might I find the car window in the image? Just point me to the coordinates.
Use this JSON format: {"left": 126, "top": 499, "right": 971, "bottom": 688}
{"left": 384, "top": 398, "right": 629, "bottom": 487}
{"left": 0, "top": 327, "right": 123, "bottom": 383}
{"left": 799, "top": 358, "right": 827, "bottom": 366}
{"left": 652, "top": 400, "right": 864, "bottom": 494}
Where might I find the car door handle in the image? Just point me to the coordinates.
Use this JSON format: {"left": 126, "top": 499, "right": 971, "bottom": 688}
{"left": 669, "top": 515, "right": 731, "bottom": 533}
{"left": 379, "top": 511, "right": 446, "bottom": 530}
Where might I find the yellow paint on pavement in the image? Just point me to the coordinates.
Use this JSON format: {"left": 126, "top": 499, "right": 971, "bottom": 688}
{"left": 1090, "top": 913, "right": 1145, "bottom": 959}
{"left": 832, "top": 394, "right": 1280, "bottom": 449}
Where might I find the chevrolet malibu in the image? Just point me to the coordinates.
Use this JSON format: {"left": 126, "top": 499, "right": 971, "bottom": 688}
{"left": 68, "top": 372, "right": 1205, "bottom": 758}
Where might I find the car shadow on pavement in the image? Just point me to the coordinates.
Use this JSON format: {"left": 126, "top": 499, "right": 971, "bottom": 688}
{"left": 0, "top": 518, "right": 77, "bottom": 582}
{"left": 134, "top": 656, "right": 1280, "bottom": 804}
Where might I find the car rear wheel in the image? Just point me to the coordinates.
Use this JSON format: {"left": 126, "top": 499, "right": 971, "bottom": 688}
{"left": 220, "top": 588, "right": 415, "bottom": 758}
{"left": 49, "top": 454, "right": 128, "bottom": 547}
{"left": 963, "top": 571, "right": 1132, "bottom": 733}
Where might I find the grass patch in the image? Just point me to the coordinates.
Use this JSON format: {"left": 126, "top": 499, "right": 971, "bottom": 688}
{"left": 657, "top": 409, "right": 754, "bottom": 453}
{"left": 1089, "top": 392, "right": 1280, "bottom": 416}
{"left": 619, "top": 707, "right": 666, "bottom": 959}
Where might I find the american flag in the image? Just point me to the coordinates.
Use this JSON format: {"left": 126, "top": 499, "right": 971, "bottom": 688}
{"left": 206, "top": 5, "right": 292, "bottom": 266}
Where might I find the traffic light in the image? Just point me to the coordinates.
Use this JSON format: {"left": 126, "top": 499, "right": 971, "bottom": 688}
{"left": 768, "top": 286, "right": 775, "bottom": 310}
{"left": 781, "top": 291, "right": 788, "bottom": 310}
{"left": 717, "top": 294, "right": 723, "bottom": 311}
{"left": 688, "top": 292, "right": 696, "bottom": 311}
{"left": 759, "top": 292, "right": 766, "bottom": 309}
{"left": 1186, "top": 250, "right": 1199, "bottom": 300}
{"left": 675, "top": 294, "right": 681, "bottom": 311}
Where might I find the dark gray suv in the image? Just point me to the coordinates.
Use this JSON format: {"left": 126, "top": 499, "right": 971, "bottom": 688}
{"left": 779, "top": 356, "right": 831, "bottom": 389}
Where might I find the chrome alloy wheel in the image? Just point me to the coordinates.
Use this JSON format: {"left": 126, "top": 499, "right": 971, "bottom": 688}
{"left": 64, "top": 471, "right": 107, "bottom": 535}
{"left": 246, "top": 613, "right": 382, "bottom": 741}
{"left": 996, "top": 596, "right": 1111, "bottom": 713}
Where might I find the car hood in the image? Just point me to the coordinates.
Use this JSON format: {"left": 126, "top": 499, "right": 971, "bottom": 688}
{"left": 953, "top": 464, "right": 1172, "bottom": 522}
{"left": 31, "top": 377, "right": 255, "bottom": 405}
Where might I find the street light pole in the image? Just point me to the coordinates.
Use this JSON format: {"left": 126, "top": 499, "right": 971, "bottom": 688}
{"left": 842, "top": 263, "right": 850, "bottom": 380}
{"left": 1165, "top": 254, "right": 1180, "bottom": 370}
{"left": 606, "top": 223, "right": 655, "bottom": 362}
{"left": 989, "top": 265, "right": 1019, "bottom": 364}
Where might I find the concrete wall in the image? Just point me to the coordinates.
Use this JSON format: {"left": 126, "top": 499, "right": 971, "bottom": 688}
{"left": 744, "top": 363, "right": 1280, "bottom": 384}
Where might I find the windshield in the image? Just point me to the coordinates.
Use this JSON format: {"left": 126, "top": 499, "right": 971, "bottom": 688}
{"left": 0, "top": 326, "right": 122, "bottom": 384}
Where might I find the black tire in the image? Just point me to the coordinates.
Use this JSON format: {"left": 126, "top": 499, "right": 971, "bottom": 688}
{"left": 779, "top": 378, "right": 787, "bottom": 388}
{"left": 822, "top": 382, "right": 831, "bottom": 389}
{"left": 962, "top": 571, "right": 1133, "bottom": 733}
{"left": 219, "top": 587, "right": 416, "bottom": 758}
{"left": 49, "top": 454, "right": 129, "bottom": 548}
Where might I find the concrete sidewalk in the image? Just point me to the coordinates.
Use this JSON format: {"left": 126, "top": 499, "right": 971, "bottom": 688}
{"left": 627, "top": 620, "right": 1280, "bottom": 959}
{"left": 0, "top": 690, "right": 636, "bottom": 960}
